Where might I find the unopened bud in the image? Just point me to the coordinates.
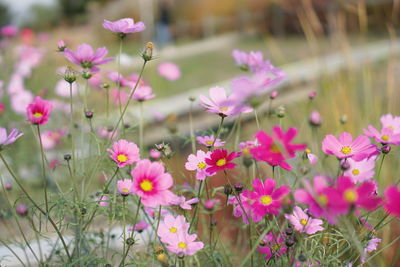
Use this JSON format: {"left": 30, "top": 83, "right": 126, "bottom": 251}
{"left": 276, "top": 105, "right": 285, "bottom": 118}
{"left": 57, "top": 40, "right": 66, "bottom": 52}
{"left": 142, "top": 42, "right": 154, "bottom": 62}
{"left": 308, "top": 91, "right": 317, "bottom": 99}
{"left": 126, "top": 237, "right": 135, "bottom": 246}
{"left": 64, "top": 154, "right": 72, "bottom": 161}
{"left": 309, "top": 111, "right": 322, "bottom": 127}
{"left": 85, "top": 111, "right": 94, "bottom": 119}
{"left": 64, "top": 67, "right": 76, "bottom": 84}
{"left": 234, "top": 183, "right": 244, "bottom": 194}
{"left": 340, "top": 115, "right": 348, "bottom": 124}
{"left": 285, "top": 238, "right": 295, "bottom": 247}
{"left": 82, "top": 72, "right": 92, "bottom": 80}
{"left": 101, "top": 83, "right": 110, "bottom": 89}
{"left": 224, "top": 184, "right": 233, "bottom": 196}
{"left": 381, "top": 145, "right": 391, "bottom": 154}
{"left": 189, "top": 96, "right": 196, "bottom": 102}
{"left": 341, "top": 161, "right": 350, "bottom": 171}
{"left": 270, "top": 90, "right": 278, "bottom": 99}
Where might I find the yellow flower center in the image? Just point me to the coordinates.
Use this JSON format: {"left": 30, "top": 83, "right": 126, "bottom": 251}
{"left": 305, "top": 148, "right": 311, "bottom": 154}
{"left": 344, "top": 189, "right": 358, "bottom": 203}
{"left": 300, "top": 219, "right": 308, "bottom": 226}
{"left": 205, "top": 140, "right": 214, "bottom": 145}
{"left": 122, "top": 188, "right": 130, "bottom": 193}
{"left": 117, "top": 154, "right": 128, "bottom": 163}
{"left": 140, "top": 179, "right": 153, "bottom": 192}
{"left": 216, "top": 158, "right": 226, "bottom": 166}
{"left": 260, "top": 195, "right": 272, "bottom": 205}
{"left": 340, "top": 146, "right": 352, "bottom": 155}
{"left": 178, "top": 242, "right": 187, "bottom": 249}
{"left": 381, "top": 135, "right": 389, "bottom": 142}
{"left": 219, "top": 107, "right": 229, "bottom": 112}
{"left": 169, "top": 227, "right": 177, "bottom": 233}
{"left": 33, "top": 112, "right": 43, "bottom": 118}
{"left": 318, "top": 194, "right": 328, "bottom": 206}
{"left": 197, "top": 162, "right": 206, "bottom": 169}
{"left": 352, "top": 169, "right": 360, "bottom": 175}
{"left": 270, "top": 143, "right": 281, "bottom": 153}
{"left": 243, "top": 147, "right": 250, "bottom": 156}
{"left": 271, "top": 244, "right": 281, "bottom": 251}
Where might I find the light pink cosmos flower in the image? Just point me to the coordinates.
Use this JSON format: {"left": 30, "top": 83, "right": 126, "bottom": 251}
{"left": 128, "top": 221, "right": 150, "bottom": 233}
{"left": 196, "top": 135, "right": 225, "bottom": 148}
{"left": 103, "top": 18, "right": 145, "bottom": 34}
{"left": 305, "top": 150, "right": 318, "bottom": 165}
{"left": 361, "top": 237, "right": 381, "bottom": 262}
{"left": 232, "top": 49, "right": 278, "bottom": 74}
{"left": 11, "top": 90, "right": 34, "bottom": 114}
{"left": 55, "top": 79, "right": 77, "bottom": 98}
{"left": 199, "top": 86, "right": 241, "bottom": 117}
{"left": 1, "top": 25, "right": 18, "bottom": 37}
{"left": 384, "top": 185, "right": 400, "bottom": 218}
{"left": 343, "top": 157, "right": 376, "bottom": 183}
{"left": 258, "top": 232, "right": 287, "bottom": 259}
{"left": 26, "top": 96, "right": 53, "bottom": 125}
{"left": 185, "top": 150, "right": 213, "bottom": 180}
{"left": 322, "top": 132, "right": 378, "bottom": 161}
{"left": 64, "top": 44, "right": 113, "bottom": 72}
{"left": 165, "top": 231, "right": 204, "bottom": 256}
{"left": 0, "top": 128, "right": 23, "bottom": 147}
{"left": 171, "top": 196, "right": 199, "bottom": 210}
{"left": 157, "top": 62, "right": 181, "bottom": 81}
{"left": 96, "top": 195, "right": 109, "bottom": 207}
{"left": 157, "top": 214, "right": 190, "bottom": 242}
{"left": 41, "top": 129, "right": 65, "bottom": 150}
{"left": 364, "top": 125, "right": 400, "bottom": 145}
{"left": 380, "top": 114, "right": 400, "bottom": 134}
{"left": 133, "top": 86, "right": 155, "bottom": 101}
{"left": 131, "top": 159, "right": 175, "bottom": 207}
{"left": 117, "top": 179, "right": 134, "bottom": 196}
{"left": 107, "top": 139, "right": 140, "bottom": 168}
{"left": 243, "top": 178, "right": 290, "bottom": 218}
{"left": 110, "top": 88, "right": 129, "bottom": 106}
{"left": 97, "top": 126, "right": 118, "bottom": 140}
{"left": 284, "top": 206, "right": 324, "bottom": 234}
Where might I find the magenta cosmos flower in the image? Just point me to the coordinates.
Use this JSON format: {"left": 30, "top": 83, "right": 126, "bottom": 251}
{"left": 116, "top": 179, "right": 134, "bottom": 196}
{"left": 26, "top": 96, "right": 52, "bottom": 125}
{"left": 343, "top": 157, "right": 376, "bottom": 183}
{"left": 205, "top": 149, "right": 239, "bottom": 174}
{"left": 284, "top": 206, "right": 324, "bottom": 235}
{"left": 103, "top": 18, "right": 145, "bottom": 35}
{"left": 384, "top": 185, "right": 400, "bottom": 218}
{"left": 64, "top": 43, "right": 113, "bottom": 72}
{"left": 157, "top": 214, "right": 190, "bottom": 243}
{"left": 364, "top": 125, "right": 400, "bottom": 145}
{"left": 250, "top": 127, "right": 306, "bottom": 171}
{"left": 322, "top": 132, "right": 378, "bottom": 161}
{"left": 199, "top": 86, "right": 242, "bottom": 117}
{"left": 243, "top": 178, "right": 290, "bottom": 218}
{"left": 185, "top": 150, "right": 214, "bottom": 180}
{"left": 196, "top": 135, "right": 225, "bottom": 148}
{"left": 157, "top": 62, "right": 181, "bottom": 81}
{"left": 130, "top": 159, "right": 176, "bottom": 207}
{"left": 1, "top": 25, "right": 18, "bottom": 37}
{"left": 0, "top": 128, "right": 23, "bottom": 148}
{"left": 107, "top": 139, "right": 140, "bottom": 168}
{"left": 258, "top": 232, "right": 287, "bottom": 260}
{"left": 229, "top": 194, "right": 262, "bottom": 224}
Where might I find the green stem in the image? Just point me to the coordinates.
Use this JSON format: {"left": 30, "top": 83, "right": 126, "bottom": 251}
{"left": 139, "top": 101, "right": 144, "bottom": 154}
{"left": 376, "top": 154, "right": 386, "bottom": 181}
{"left": 121, "top": 197, "right": 127, "bottom": 266}
{"left": 36, "top": 124, "right": 49, "bottom": 213}
{"left": 69, "top": 82, "right": 77, "bottom": 176}
{"left": 211, "top": 116, "right": 225, "bottom": 150}
{"left": 189, "top": 101, "right": 196, "bottom": 154}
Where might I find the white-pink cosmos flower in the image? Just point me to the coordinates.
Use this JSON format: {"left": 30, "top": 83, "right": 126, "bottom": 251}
{"left": 185, "top": 150, "right": 214, "bottom": 180}
{"left": 157, "top": 62, "right": 181, "bottom": 81}
{"left": 284, "top": 206, "right": 324, "bottom": 234}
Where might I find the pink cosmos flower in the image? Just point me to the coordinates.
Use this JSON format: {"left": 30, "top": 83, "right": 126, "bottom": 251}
{"left": 171, "top": 196, "right": 199, "bottom": 210}
{"left": 11, "top": 90, "right": 34, "bottom": 114}
{"left": 145, "top": 207, "right": 170, "bottom": 218}
{"left": 284, "top": 206, "right": 324, "bottom": 234}
{"left": 243, "top": 178, "right": 290, "bottom": 218}
{"left": 41, "top": 129, "right": 65, "bottom": 150}
{"left": 133, "top": 86, "right": 155, "bottom": 101}
{"left": 199, "top": 86, "right": 241, "bottom": 117}
{"left": 157, "top": 62, "right": 181, "bottom": 81}
{"left": 229, "top": 194, "right": 261, "bottom": 224}
{"left": 64, "top": 44, "right": 113, "bottom": 72}
{"left": 165, "top": 231, "right": 204, "bottom": 256}
{"left": 205, "top": 149, "right": 239, "bottom": 174}
{"left": 232, "top": 49, "right": 278, "bottom": 74}
{"left": 157, "top": 214, "right": 190, "bottom": 243}
{"left": 305, "top": 149, "right": 318, "bottom": 165}
{"left": 258, "top": 232, "right": 287, "bottom": 259}
{"left": 196, "top": 135, "right": 225, "bottom": 148}
{"left": 55, "top": 79, "right": 77, "bottom": 98}
{"left": 384, "top": 185, "right": 400, "bottom": 217}
{"left": 250, "top": 127, "right": 306, "bottom": 171}
{"left": 0, "top": 128, "right": 23, "bottom": 147}
{"left": 380, "top": 114, "right": 400, "bottom": 134}
{"left": 110, "top": 88, "right": 129, "bottom": 106}
{"left": 107, "top": 139, "right": 140, "bottom": 168}
{"left": 103, "top": 18, "right": 145, "bottom": 34}
{"left": 322, "top": 132, "right": 378, "bottom": 161}
{"left": 96, "top": 195, "right": 109, "bottom": 207}
{"left": 88, "top": 72, "right": 103, "bottom": 89}
{"left": 343, "top": 157, "right": 376, "bottom": 183}
{"left": 204, "top": 199, "right": 220, "bottom": 211}
{"left": 185, "top": 150, "right": 213, "bottom": 180}
{"left": 364, "top": 125, "right": 400, "bottom": 145}
{"left": 117, "top": 179, "right": 134, "bottom": 196}
{"left": 97, "top": 126, "right": 118, "bottom": 140}
{"left": 130, "top": 159, "right": 175, "bottom": 207}
{"left": 1, "top": 25, "right": 18, "bottom": 37}
{"left": 361, "top": 237, "right": 381, "bottom": 262}
{"left": 130, "top": 221, "right": 150, "bottom": 233}
{"left": 295, "top": 176, "right": 348, "bottom": 224}
{"left": 26, "top": 96, "right": 52, "bottom": 125}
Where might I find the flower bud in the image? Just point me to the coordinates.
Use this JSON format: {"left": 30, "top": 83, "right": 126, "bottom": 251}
{"left": 82, "top": 71, "right": 92, "bottom": 80}
{"left": 64, "top": 154, "right": 72, "bottom": 161}
{"left": 80, "top": 207, "right": 87, "bottom": 215}
{"left": 101, "top": 83, "right": 110, "bottom": 89}
{"left": 16, "top": 204, "right": 28, "bottom": 216}
{"left": 298, "top": 254, "right": 307, "bottom": 262}
{"left": 85, "top": 111, "right": 94, "bottom": 119}
{"left": 126, "top": 237, "right": 135, "bottom": 246}
{"left": 276, "top": 105, "right": 285, "bottom": 118}
{"left": 308, "top": 91, "right": 317, "bottom": 99}
{"left": 285, "top": 237, "right": 295, "bottom": 247}
{"left": 285, "top": 227, "right": 294, "bottom": 236}
{"left": 142, "top": 42, "right": 154, "bottom": 62}
{"left": 224, "top": 184, "right": 233, "bottom": 196}
{"left": 381, "top": 145, "right": 391, "bottom": 154}
{"left": 188, "top": 96, "right": 196, "bottom": 102}
{"left": 341, "top": 161, "right": 350, "bottom": 171}
{"left": 309, "top": 111, "right": 322, "bottom": 127}
{"left": 64, "top": 67, "right": 76, "bottom": 84}
{"left": 5, "top": 183, "right": 12, "bottom": 191}
{"left": 234, "top": 183, "right": 244, "bottom": 194}
{"left": 270, "top": 90, "right": 278, "bottom": 99}
{"left": 340, "top": 115, "right": 348, "bottom": 125}
{"left": 57, "top": 40, "right": 66, "bottom": 52}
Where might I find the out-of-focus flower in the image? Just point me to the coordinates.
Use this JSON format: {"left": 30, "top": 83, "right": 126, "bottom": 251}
{"left": 200, "top": 86, "right": 246, "bottom": 117}
{"left": 130, "top": 221, "right": 150, "bottom": 233}
{"left": 131, "top": 159, "right": 175, "bottom": 207}
{"left": 205, "top": 149, "right": 239, "bottom": 174}
{"left": 185, "top": 150, "right": 213, "bottom": 180}
{"left": 196, "top": 135, "right": 225, "bottom": 148}
{"left": 26, "top": 96, "right": 52, "bottom": 125}
{"left": 64, "top": 44, "right": 113, "bottom": 72}
{"left": 133, "top": 86, "right": 155, "bottom": 101}
{"left": 97, "top": 126, "right": 118, "bottom": 140}
{"left": 258, "top": 232, "right": 287, "bottom": 259}
{"left": 1, "top": 25, "right": 18, "bottom": 37}
{"left": 16, "top": 204, "right": 28, "bottom": 216}
{"left": 107, "top": 139, "right": 140, "bottom": 168}
{"left": 203, "top": 199, "right": 220, "bottom": 211}
{"left": 250, "top": 127, "right": 306, "bottom": 171}
{"left": 322, "top": 132, "right": 378, "bottom": 161}
{"left": 0, "top": 128, "right": 23, "bottom": 148}
{"left": 171, "top": 196, "right": 199, "bottom": 210}
{"left": 157, "top": 62, "right": 181, "bottom": 81}
{"left": 11, "top": 90, "right": 34, "bottom": 114}
{"left": 96, "top": 195, "right": 109, "bottom": 207}
{"left": 309, "top": 111, "right": 322, "bottom": 127}
{"left": 384, "top": 185, "right": 400, "bottom": 218}
{"left": 304, "top": 148, "right": 318, "bottom": 165}
{"left": 343, "top": 157, "right": 376, "bottom": 183}
{"left": 40, "top": 129, "right": 65, "bottom": 149}
{"left": 361, "top": 237, "right": 381, "bottom": 262}
{"left": 117, "top": 179, "right": 134, "bottom": 196}
{"left": 285, "top": 206, "right": 324, "bottom": 234}
{"left": 149, "top": 149, "right": 162, "bottom": 159}
{"left": 103, "top": 18, "right": 145, "bottom": 35}
{"left": 55, "top": 79, "right": 77, "bottom": 98}
{"left": 380, "top": 114, "right": 400, "bottom": 134}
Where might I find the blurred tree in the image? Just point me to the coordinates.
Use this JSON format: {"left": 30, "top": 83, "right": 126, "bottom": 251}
{"left": 22, "top": 4, "right": 61, "bottom": 30}
{"left": 58, "top": 0, "right": 112, "bottom": 24}
{"left": 0, "top": 2, "right": 11, "bottom": 27}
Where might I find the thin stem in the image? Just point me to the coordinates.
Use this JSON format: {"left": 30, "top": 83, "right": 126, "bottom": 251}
{"left": 139, "top": 101, "right": 144, "bottom": 153}
{"left": 254, "top": 109, "right": 260, "bottom": 130}
{"left": 121, "top": 197, "right": 127, "bottom": 266}
{"left": 0, "top": 153, "right": 72, "bottom": 261}
{"left": 376, "top": 154, "right": 386, "bottom": 181}
{"left": 69, "top": 82, "right": 77, "bottom": 176}
{"left": 154, "top": 206, "right": 162, "bottom": 244}
{"left": 189, "top": 101, "right": 196, "bottom": 153}
{"left": 36, "top": 124, "right": 49, "bottom": 213}
{"left": 211, "top": 116, "right": 225, "bottom": 150}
